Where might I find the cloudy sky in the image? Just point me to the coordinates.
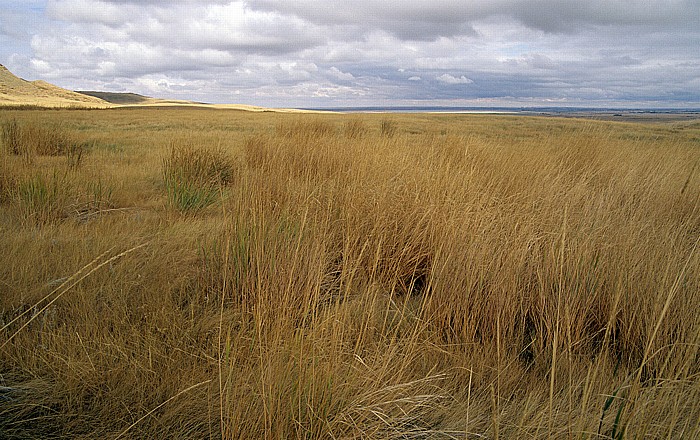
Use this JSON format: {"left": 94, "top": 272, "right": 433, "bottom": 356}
{"left": 1, "top": 0, "right": 699, "bottom": 108}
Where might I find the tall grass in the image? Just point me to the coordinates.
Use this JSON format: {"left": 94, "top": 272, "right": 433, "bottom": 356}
{"left": 0, "top": 118, "right": 77, "bottom": 158}
{"left": 1, "top": 109, "right": 699, "bottom": 438}
{"left": 1, "top": 117, "right": 89, "bottom": 174}
{"left": 0, "top": 138, "right": 9, "bottom": 204}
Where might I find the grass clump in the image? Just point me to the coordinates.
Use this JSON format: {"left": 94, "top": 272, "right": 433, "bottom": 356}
{"left": 15, "top": 172, "right": 71, "bottom": 225}
{"left": 379, "top": 118, "right": 397, "bottom": 137}
{"left": 163, "top": 139, "right": 235, "bottom": 213}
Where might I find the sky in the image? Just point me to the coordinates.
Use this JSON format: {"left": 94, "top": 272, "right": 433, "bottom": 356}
{"left": 1, "top": 0, "right": 699, "bottom": 108}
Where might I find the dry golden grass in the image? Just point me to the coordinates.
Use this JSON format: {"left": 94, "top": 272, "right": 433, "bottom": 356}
{"left": 1, "top": 108, "right": 699, "bottom": 439}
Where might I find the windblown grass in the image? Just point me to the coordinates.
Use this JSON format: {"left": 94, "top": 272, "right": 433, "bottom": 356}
{"left": 1, "top": 108, "right": 699, "bottom": 439}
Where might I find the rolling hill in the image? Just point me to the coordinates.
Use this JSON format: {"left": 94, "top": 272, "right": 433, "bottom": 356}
{"left": 0, "top": 64, "right": 313, "bottom": 112}
{"left": 0, "top": 64, "right": 110, "bottom": 108}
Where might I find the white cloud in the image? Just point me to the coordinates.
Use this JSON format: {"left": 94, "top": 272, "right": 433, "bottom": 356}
{"left": 436, "top": 74, "right": 473, "bottom": 85}
{"left": 408, "top": 76, "right": 422, "bottom": 81}
{"left": 275, "top": 61, "right": 318, "bottom": 82}
{"left": 328, "top": 66, "right": 355, "bottom": 81}
{"left": 29, "top": 59, "right": 51, "bottom": 73}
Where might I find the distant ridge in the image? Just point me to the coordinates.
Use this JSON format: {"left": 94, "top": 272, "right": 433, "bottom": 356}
{"left": 0, "top": 64, "right": 109, "bottom": 108}
{"left": 75, "top": 90, "right": 206, "bottom": 107}
{"left": 77, "top": 91, "right": 150, "bottom": 105}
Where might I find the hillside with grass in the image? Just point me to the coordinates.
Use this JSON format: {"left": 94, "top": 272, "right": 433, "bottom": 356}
{"left": 0, "top": 65, "right": 110, "bottom": 108}
{"left": 1, "top": 108, "right": 699, "bottom": 438}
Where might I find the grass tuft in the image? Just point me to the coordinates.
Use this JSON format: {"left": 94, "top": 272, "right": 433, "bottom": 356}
{"left": 15, "top": 171, "right": 70, "bottom": 225}
{"left": 163, "top": 138, "right": 236, "bottom": 213}
{"left": 380, "top": 118, "right": 397, "bottom": 137}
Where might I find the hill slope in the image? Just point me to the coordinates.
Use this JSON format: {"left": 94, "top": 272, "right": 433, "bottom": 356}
{"left": 0, "top": 64, "right": 110, "bottom": 108}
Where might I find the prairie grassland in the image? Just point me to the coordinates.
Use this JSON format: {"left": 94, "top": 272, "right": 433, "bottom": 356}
{"left": 1, "top": 108, "right": 699, "bottom": 439}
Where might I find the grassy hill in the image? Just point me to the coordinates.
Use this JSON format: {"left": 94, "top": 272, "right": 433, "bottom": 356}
{"left": 0, "top": 64, "right": 109, "bottom": 108}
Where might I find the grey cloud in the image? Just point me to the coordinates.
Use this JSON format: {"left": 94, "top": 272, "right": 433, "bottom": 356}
{"left": 46, "top": 0, "right": 137, "bottom": 27}
{"left": 250, "top": 0, "right": 700, "bottom": 38}
{"left": 512, "top": 0, "right": 700, "bottom": 33}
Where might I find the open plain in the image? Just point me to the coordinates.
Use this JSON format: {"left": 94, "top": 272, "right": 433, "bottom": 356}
{"left": 1, "top": 108, "right": 699, "bottom": 438}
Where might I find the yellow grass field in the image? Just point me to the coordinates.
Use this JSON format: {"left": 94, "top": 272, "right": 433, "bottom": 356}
{"left": 1, "top": 108, "right": 699, "bottom": 439}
